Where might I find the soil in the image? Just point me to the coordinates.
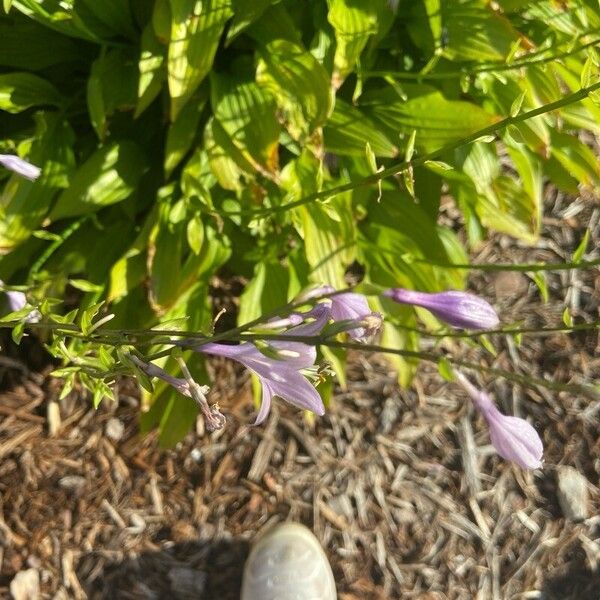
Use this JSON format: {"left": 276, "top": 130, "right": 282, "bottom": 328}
{"left": 0, "top": 189, "right": 599, "bottom": 599}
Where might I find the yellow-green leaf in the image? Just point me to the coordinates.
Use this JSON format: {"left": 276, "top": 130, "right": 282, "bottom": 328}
{"left": 168, "top": 0, "right": 233, "bottom": 120}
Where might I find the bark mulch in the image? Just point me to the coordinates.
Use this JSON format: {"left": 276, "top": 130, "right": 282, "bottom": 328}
{"left": 0, "top": 191, "right": 598, "bottom": 599}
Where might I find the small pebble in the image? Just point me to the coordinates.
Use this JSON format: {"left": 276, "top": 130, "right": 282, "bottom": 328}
{"left": 10, "top": 568, "right": 39, "bottom": 600}
{"left": 58, "top": 475, "right": 87, "bottom": 493}
{"left": 557, "top": 466, "right": 589, "bottom": 521}
{"left": 105, "top": 418, "right": 125, "bottom": 442}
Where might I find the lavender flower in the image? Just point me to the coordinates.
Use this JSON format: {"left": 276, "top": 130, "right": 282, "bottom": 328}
{"left": 130, "top": 355, "right": 225, "bottom": 432}
{"left": 329, "top": 292, "right": 382, "bottom": 342}
{"left": 384, "top": 288, "right": 499, "bottom": 330}
{"left": 297, "top": 285, "right": 382, "bottom": 341}
{"left": 1, "top": 281, "right": 41, "bottom": 323}
{"left": 0, "top": 154, "right": 41, "bottom": 180}
{"left": 185, "top": 304, "right": 331, "bottom": 424}
{"left": 456, "top": 372, "right": 543, "bottom": 469}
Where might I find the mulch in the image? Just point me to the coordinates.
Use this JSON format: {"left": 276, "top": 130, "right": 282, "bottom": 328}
{"left": 0, "top": 189, "right": 599, "bottom": 600}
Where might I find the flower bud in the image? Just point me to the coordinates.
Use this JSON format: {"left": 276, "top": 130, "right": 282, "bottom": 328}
{"left": 0, "top": 154, "right": 41, "bottom": 180}
{"left": 383, "top": 288, "right": 499, "bottom": 330}
{"left": 456, "top": 372, "right": 543, "bottom": 469}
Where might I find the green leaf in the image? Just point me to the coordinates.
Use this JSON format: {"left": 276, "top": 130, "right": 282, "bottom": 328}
{"left": 0, "top": 17, "right": 81, "bottom": 70}
{"left": 510, "top": 91, "right": 526, "bottom": 117}
{"left": 238, "top": 260, "right": 290, "bottom": 325}
{"left": 74, "top": 0, "right": 136, "bottom": 39}
{"left": 321, "top": 345, "right": 347, "bottom": 391}
{"left": 69, "top": 279, "right": 104, "bottom": 293}
{"left": 0, "top": 72, "right": 62, "bottom": 113}
{"left": 168, "top": 0, "right": 233, "bottom": 120}
{"left": 87, "top": 49, "right": 138, "bottom": 140}
{"left": 10, "top": 0, "right": 101, "bottom": 41}
{"left": 49, "top": 141, "right": 147, "bottom": 221}
{"left": 529, "top": 272, "right": 549, "bottom": 304}
{"left": 227, "top": 0, "right": 271, "bottom": 43}
{"left": 0, "top": 113, "right": 75, "bottom": 251}
{"left": 550, "top": 130, "right": 600, "bottom": 188}
{"left": 562, "top": 306, "right": 573, "bottom": 328}
{"left": 211, "top": 74, "right": 280, "bottom": 175}
{"left": 256, "top": 38, "right": 332, "bottom": 140}
{"left": 186, "top": 213, "right": 204, "bottom": 255}
{"left": 441, "top": 2, "right": 521, "bottom": 61}
{"left": 362, "top": 83, "right": 498, "bottom": 153}
{"left": 573, "top": 229, "right": 590, "bottom": 264}
{"left": 327, "top": 0, "right": 387, "bottom": 87}
{"left": 323, "top": 98, "right": 398, "bottom": 158}
{"left": 135, "top": 21, "right": 166, "bottom": 118}
{"left": 11, "top": 321, "right": 25, "bottom": 344}
{"left": 164, "top": 87, "right": 207, "bottom": 176}
{"left": 438, "top": 357, "right": 454, "bottom": 382}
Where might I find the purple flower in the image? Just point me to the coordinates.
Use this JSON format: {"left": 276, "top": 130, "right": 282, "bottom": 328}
{"left": 1, "top": 281, "right": 41, "bottom": 323}
{"left": 456, "top": 372, "right": 543, "bottom": 469}
{"left": 384, "top": 288, "right": 499, "bottom": 330}
{"left": 0, "top": 154, "right": 41, "bottom": 180}
{"left": 130, "top": 355, "right": 225, "bottom": 431}
{"left": 5, "top": 289, "right": 27, "bottom": 313}
{"left": 297, "top": 285, "right": 382, "bottom": 341}
{"left": 329, "top": 292, "right": 382, "bottom": 342}
{"left": 188, "top": 304, "right": 331, "bottom": 424}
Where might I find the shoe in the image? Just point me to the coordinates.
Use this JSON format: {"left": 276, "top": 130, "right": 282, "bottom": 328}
{"left": 241, "top": 522, "right": 337, "bottom": 600}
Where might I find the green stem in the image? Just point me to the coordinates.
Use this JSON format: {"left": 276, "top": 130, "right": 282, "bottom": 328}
{"left": 320, "top": 340, "right": 599, "bottom": 400}
{"left": 381, "top": 320, "right": 600, "bottom": 339}
{"left": 363, "top": 34, "right": 600, "bottom": 80}
{"left": 219, "top": 82, "right": 600, "bottom": 217}
{"left": 29, "top": 215, "right": 90, "bottom": 280}
{"left": 415, "top": 257, "right": 600, "bottom": 272}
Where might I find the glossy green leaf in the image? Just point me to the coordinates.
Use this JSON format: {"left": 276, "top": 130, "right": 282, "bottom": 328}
{"left": 10, "top": 0, "right": 101, "bottom": 41}
{"left": 211, "top": 74, "right": 280, "bottom": 175}
{"left": 0, "top": 113, "right": 75, "bottom": 251}
{"left": 164, "top": 87, "right": 207, "bottom": 176}
{"left": 238, "top": 260, "right": 290, "bottom": 325}
{"left": 74, "top": 0, "right": 136, "bottom": 39}
{"left": 227, "top": 0, "right": 271, "bottom": 42}
{"left": 327, "top": 0, "right": 387, "bottom": 87}
{"left": 87, "top": 49, "right": 138, "bottom": 140}
{"left": 168, "top": 0, "right": 233, "bottom": 120}
{"left": 441, "top": 1, "right": 522, "bottom": 61}
{"left": 0, "top": 72, "right": 62, "bottom": 113}
{"left": 49, "top": 141, "right": 147, "bottom": 221}
{"left": 0, "top": 17, "right": 81, "bottom": 70}
{"left": 323, "top": 98, "right": 397, "bottom": 157}
{"left": 136, "top": 21, "right": 166, "bottom": 117}
{"left": 256, "top": 38, "right": 332, "bottom": 140}
{"left": 550, "top": 130, "right": 600, "bottom": 188}
{"left": 362, "top": 84, "right": 498, "bottom": 153}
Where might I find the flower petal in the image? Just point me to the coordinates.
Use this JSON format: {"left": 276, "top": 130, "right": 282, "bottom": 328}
{"left": 0, "top": 154, "right": 41, "bottom": 180}
{"left": 487, "top": 413, "right": 544, "bottom": 469}
{"left": 264, "top": 368, "right": 325, "bottom": 416}
{"left": 385, "top": 288, "right": 499, "bottom": 330}
{"left": 253, "top": 380, "right": 274, "bottom": 425}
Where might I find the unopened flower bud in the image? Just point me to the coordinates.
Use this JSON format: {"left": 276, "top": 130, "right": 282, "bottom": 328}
{"left": 384, "top": 288, "right": 499, "bottom": 330}
{"left": 456, "top": 371, "right": 543, "bottom": 469}
{"left": 0, "top": 154, "right": 41, "bottom": 180}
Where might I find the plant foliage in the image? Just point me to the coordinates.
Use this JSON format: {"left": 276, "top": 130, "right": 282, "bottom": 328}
{"left": 1, "top": 0, "right": 599, "bottom": 444}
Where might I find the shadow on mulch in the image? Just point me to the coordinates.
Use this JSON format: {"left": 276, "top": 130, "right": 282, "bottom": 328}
{"left": 78, "top": 538, "right": 250, "bottom": 600}
{"left": 542, "top": 563, "right": 600, "bottom": 600}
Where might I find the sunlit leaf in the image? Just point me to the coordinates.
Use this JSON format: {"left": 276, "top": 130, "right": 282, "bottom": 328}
{"left": 168, "top": 0, "right": 233, "bottom": 120}
{"left": 0, "top": 72, "right": 62, "bottom": 113}
{"left": 49, "top": 142, "right": 147, "bottom": 221}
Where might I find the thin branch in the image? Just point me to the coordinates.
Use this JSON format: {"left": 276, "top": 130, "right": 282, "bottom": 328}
{"left": 363, "top": 34, "right": 600, "bottom": 81}
{"left": 218, "top": 82, "right": 600, "bottom": 217}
